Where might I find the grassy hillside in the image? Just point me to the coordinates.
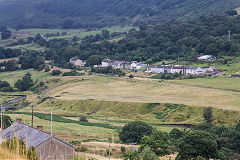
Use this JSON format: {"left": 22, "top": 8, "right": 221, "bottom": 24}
{"left": 1, "top": 0, "right": 240, "bottom": 28}
{"left": 40, "top": 76, "right": 240, "bottom": 111}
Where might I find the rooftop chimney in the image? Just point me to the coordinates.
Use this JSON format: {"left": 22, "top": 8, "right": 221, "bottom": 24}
{"left": 16, "top": 118, "right": 22, "bottom": 123}
{"left": 37, "top": 126, "right": 43, "bottom": 131}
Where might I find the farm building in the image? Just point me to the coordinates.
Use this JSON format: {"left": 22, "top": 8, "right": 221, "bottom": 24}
{"left": 0, "top": 119, "right": 74, "bottom": 160}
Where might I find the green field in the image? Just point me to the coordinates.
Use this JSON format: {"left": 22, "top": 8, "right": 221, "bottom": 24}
{"left": 18, "top": 26, "right": 135, "bottom": 40}
{"left": 170, "top": 77, "right": 240, "bottom": 91}
{"left": 0, "top": 69, "right": 51, "bottom": 85}
{"left": 9, "top": 43, "right": 46, "bottom": 51}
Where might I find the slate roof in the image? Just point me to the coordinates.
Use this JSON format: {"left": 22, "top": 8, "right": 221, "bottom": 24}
{"left": 0, "top": 122, "right": 73, "bottom": 149}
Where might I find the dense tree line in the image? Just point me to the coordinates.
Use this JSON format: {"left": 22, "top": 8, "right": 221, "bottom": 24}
{"left": 2, "top": 0, "right": 239, "bottom": 29}
{"left": 44, "top": 15, "right": 240, "bottom": 68}
{"left": 0, "top": 47, "right": 22, "bottom": 59}
{"left": 19, "top": 52, "right": 46, "bottom": 71}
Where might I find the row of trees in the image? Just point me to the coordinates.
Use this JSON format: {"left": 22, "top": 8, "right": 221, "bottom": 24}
{"left": 119, "top": 108, "right": 240, "bottom": 159}
{"left": 0, "top": 47, "right": 22, "bottom": 59}
{"left": 0, "top": 51, "right": 47, "bottom": 72}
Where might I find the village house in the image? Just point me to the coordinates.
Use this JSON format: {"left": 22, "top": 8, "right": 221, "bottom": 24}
{"left": 101, "top": 59, "right": 132, "bottom": 69}
{"left": 70, "top": 57, "right": 85, "bottom": 67}
{"left": 0, "top": 118, "right": 74, "bottom": 160}
{"left": 146, "top": 65, "right": 217, "bottom": 75}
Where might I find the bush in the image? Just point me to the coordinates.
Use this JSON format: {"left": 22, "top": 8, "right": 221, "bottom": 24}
{"left": 129, "top": 74, "right": 134, "bottom": 78}
{"left": 62, "top": 70, "right": 78, "bottom": 76}
{"left": 138, "top": 146, "right": 159, "bottom": 160}
{"left": 203, "top": 107, "right": 213, "bottom": 124}
{"left": 27, "top": 146, "right": 38, "bottom": 160}
{"left": 79, "top": 115, "right": 88, "bottom": 122}
{"left": 44, "top": 66, "right": 51, "bottom": 72}
{"left": 52, "top": 69, "right": 62, "bottom": 75}
{"left": 119, "top": 121, "right": 153, "bottom": 144}
{"left": 121, "top": 146, "right": 126, "bottom": 153}
{"left": 75, "top": 146, "right": 88, "bottom": 152}
{"left": 104, "top": 149, "right": 112, "bottom": 157}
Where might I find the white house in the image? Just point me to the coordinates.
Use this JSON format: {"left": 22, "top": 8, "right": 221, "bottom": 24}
{"left": 197, "top": 55, "right": 215, "bottom": 61}
{"left": 101, "top": 59, "right": 131, "bottom": 69}
{"left": 102, "top": 59, "right": 112, "bottom": 67}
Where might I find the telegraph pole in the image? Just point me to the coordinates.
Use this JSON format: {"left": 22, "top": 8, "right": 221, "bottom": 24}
{"left": 32, "top": 105, "right": 34, "bottom": 127}
{"left": 228, "top": 30, "right": 231, "bottom": 41}
{"left": 51, "top": 111, "right": 52, "bottom": 136}
{"left": 1, "top": 99, "right": 2, "bottom": 131}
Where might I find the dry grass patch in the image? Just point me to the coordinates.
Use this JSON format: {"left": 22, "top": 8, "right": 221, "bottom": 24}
{"left": 44, "top": 76, "right": 240, "bottom": 111}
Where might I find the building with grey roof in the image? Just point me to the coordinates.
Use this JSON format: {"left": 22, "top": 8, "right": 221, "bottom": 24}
{"left": 0, "top": 119, "right": 74, "bottom": 160}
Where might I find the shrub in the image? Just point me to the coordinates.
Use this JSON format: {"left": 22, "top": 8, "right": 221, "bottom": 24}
{"left": 52, "top": 69, "right": 62, "bottom": 75}
{"left": 44, "top": 66, "right": 51, "bottom": 72}
{"left": 75, "top": 146, "right": 88, "bottom": 152}
{"left": 27, "top": 146, "right": 38, "bottom": 160}
{"left": 121, "top": 146, "right": 126, "bottom": 153}
{"left": 203, "top": 107, "right": 213, "bottom": 124}
{"left": 62, "top": 70, "right": 78, "bottom": 76}
{"left": 138, "top": 146, "right": 159, "bottom": 160}
{"left": 79, "top": 115, "right": 88, "bottom": 122}
{"left": 129, "top": 74, "right": 134, "bottom": 78}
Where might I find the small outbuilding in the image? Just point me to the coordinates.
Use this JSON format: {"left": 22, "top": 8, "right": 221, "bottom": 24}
{"left": 0, "top": 120, "right": 74, "bottom": 160}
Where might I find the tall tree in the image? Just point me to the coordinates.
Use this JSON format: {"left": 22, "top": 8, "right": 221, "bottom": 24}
{"left": 119, "top": 121, "right": 153, "bottom": 144}
{"left": 14, "top": 73, "right": 34, "bottom": 91}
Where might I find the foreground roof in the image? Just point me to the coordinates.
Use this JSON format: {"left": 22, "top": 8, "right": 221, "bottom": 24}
{"left": 0, "top": 122, "right": 73, "bottom": 148}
